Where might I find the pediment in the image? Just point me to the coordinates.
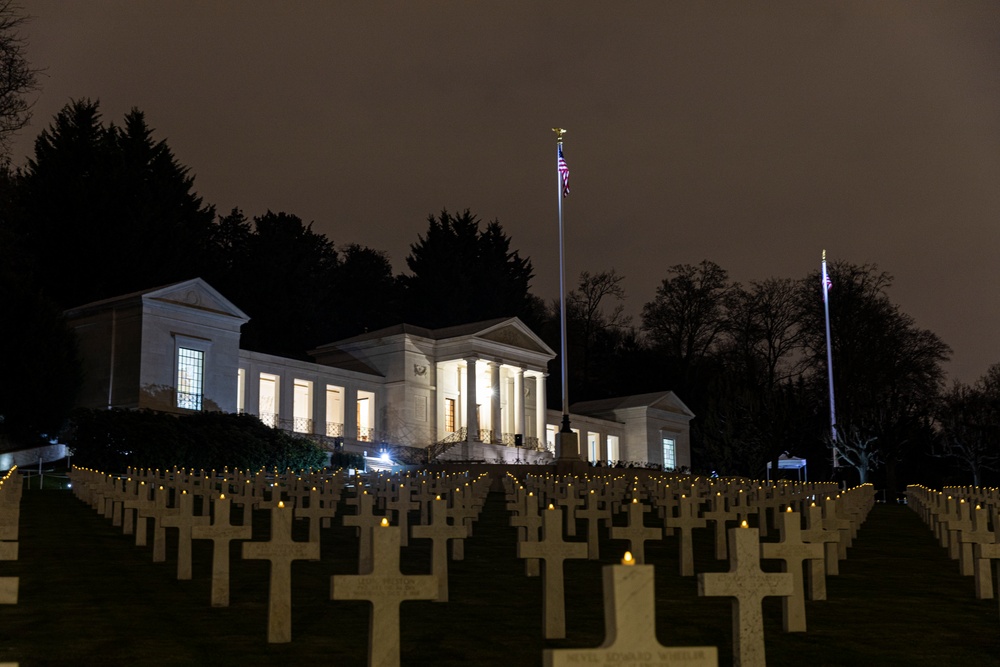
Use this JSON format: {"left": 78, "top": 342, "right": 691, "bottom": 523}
{"left": 479, "top": 323, "right": 550, "bottom": 354}
{"left": 145, "top": 278, "right": 249, "bottom": 322}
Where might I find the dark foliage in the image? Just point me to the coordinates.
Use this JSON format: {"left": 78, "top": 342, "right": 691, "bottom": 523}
{"left": 0, "top": 274, "right": 80, "bottom": 447}
{"left": 67, "top": 409, "right": 325, "bottom": 472}
{"left": 401, "top": 209, "right": 534, "bottom": 329}
{"left": 0, "top": 2, "right": 38, "bottom": 155}
{"left": 208, "top": 209, "right": 401, "bottom": 356}
{"left": 12, "top": 100, "right": 217, "bottom": 308}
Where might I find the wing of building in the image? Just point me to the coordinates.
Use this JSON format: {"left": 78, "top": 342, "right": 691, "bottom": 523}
{"left": 64, "top": 278, "right": 694, "bottom": 468}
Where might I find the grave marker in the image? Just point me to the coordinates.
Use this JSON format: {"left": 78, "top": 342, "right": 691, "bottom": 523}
{"left": 609, "top": 498, "right": 661, "bottom": 565}
{"left": 799, "top": 503, "right": 838, "bottom": 600}
{"left": 517, "top": 505, "right": 588, "bottom": 639}
{"left": 331, "top": 518, "right": 439, "bottom": 667}
{"left": 191, "top": 493, "right": 252, "bottom": 607}
{"left": 665, "top": 494, "right": 707, "bottom": 575}
{"left": 159, "top": 490, "right": 210, "bottom": 580}
{"left": 760, "top": 508, "right": 824, "bottom": 632}
{"left": 343, "top": 491, "right": 384, "bottom": 574}
{"left": 510, "top": 492, "right": 543, "bottom": 576}
{"left": 242, "top": 501, "right": 320, "bottom": 643}
{"left": 698, "top": 522, "right": 794, "bottom": 667}
{"left": 410, "top": 496, "right": 467, "bottom": 601}
{"left": 545, "top": 554, "right": 718, "bottom": 667}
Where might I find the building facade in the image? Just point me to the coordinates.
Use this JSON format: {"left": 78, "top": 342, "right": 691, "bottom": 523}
{"left": 65, "top": 278, "right": 694, "bottom": 467}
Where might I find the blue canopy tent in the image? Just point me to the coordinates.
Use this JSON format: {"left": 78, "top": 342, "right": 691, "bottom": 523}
{"left": 766, "top": 453, "right": 808, "bottom": 482}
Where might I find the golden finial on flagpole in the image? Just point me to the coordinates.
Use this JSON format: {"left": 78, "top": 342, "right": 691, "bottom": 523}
{"left": 552, "top": 127, "right": 567, "bottom": 143}
{"left": 822, "top": 249, "right": 826, "bottom": 261}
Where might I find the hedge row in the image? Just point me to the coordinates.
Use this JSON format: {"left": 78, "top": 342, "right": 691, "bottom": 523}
{"left": 67, "top": 408, "right": 327, "bottom": 472}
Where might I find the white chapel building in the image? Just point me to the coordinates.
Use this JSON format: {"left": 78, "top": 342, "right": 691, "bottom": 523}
{"left": 64, "top": 278, "right": 694, "bottom": 468}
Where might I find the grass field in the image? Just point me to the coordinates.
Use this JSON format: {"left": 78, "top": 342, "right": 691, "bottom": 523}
{"left": 0, "top": 479, "right": 997, "bottom": 666}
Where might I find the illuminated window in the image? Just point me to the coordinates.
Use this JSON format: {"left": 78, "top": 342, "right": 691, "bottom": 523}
{"left": 259, "top": 373, "right": 279, "bottom": 427}
{"left": 607, "top": 435, "right": 620, "bottom": 464}
{"left": 357, "top": 390, "right": 375, "bottom": 441}
{"left": 176, "top": 348, "right": 204, "bottom": 411}
{"left": 546, "top": 425, "right": 557, "bottom": 453}
{"left": 326, "top": 385, "right": 344, "bottom": 436}
{"left": 237, "top": 368, "right": 245, "bottom": 413}
{"left": 293, "top": 379, "right": 312, "bottom": 433}
{"left": 662, "top": 437, "right": 676, "bottom": 470}
{"left": 445, "top": 398, "right": 456, "bottom": 432}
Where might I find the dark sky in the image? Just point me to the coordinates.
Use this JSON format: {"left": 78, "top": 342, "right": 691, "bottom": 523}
{"left": 12, "top": 2, "right": 1000, "bottom": 383}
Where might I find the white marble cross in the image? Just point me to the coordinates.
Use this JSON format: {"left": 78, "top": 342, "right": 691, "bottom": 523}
{"left": 343, "top": 490, "right": 384, "bottom": 574}
{"left": 800, "top": 503, "right": 838, "bottom": 600}
{"left": 609, "top": 498, "right": 661, "bottom": 565}
{"left": 545, "top": 559, "right": 718, "bottom": 667}
{"left": 384, "top": 482, "right": 419, "bottom": 547}
{"left": 123, "top": 480, "right": 154, "bottom": 547}
{"left": 576, "top": 489, "right": 610, "bottom": 560}
{"left": 242, "top": 501, "right": 320, "bottom": 643}
{"left": 556, "top": 483, "right": 585, "bottom": 537}
{"left": 410, "top": 496, "right": 467, "bottom": 601}
{"left": 511, "top": 492, "right": 543, "bottom": 576}
{"left": 0, "top": 490, "right": 16, "bottom": 606}
{"left": 331, "top": 519, "right": 439, "bottom": 667}
{"left": 517, "top": 505, "right": 588, "bottom": 639}
{"left": 191, "top": 493, "right": 252, "bottom": 607}
{"left": 293, "top": 487, "right": 337, "bottom": 545}
{"left": 702, "top": 492, "right": 735, "bottom": 561}
{"left": 665, "top": 494, "right": 707, "bottom": 575}
{"left": 760, "top": 509, "right": 824, "bottom": 632}
{"left": 159, "top": 490, "right": 210, "bottom": 580}
{"left": 698, "top": 523, "right": 794, "bottom": 667}
{"left": 972, "top": 505, "right": 1000, "bottom": 600}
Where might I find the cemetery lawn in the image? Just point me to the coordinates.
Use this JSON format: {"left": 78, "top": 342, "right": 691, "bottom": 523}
{"left": 1, "top": 486, "right": 998, "bottom": 666}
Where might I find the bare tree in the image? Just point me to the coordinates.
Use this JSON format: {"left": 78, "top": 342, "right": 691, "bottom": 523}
{"left": 641, "top": 260, "right": 733, "bottom": 369}
{"left": 723, "top": 277, "right": 805, "bottom": 389}
{"left": 801, "top": 260, "right": 949, "bottom": 488}
{"left": 832, "top": 425, "right": 880, "bottom": 484}
{"left": 937, "top": 373, "right": 1000, "bottom": 487}
{"left": 0, "top": 2, "right": 38, "bottom": 155}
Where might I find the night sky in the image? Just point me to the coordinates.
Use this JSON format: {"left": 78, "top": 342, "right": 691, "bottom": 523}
{"left": 11, "top": 2, "right": 1000, "bottom": 383}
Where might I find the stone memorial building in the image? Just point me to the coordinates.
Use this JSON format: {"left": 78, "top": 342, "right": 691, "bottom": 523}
{"left": 64, "top": 278, "right": 693, "bottom": 467}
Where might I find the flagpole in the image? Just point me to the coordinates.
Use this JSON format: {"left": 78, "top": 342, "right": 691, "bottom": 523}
{"left": 553, "top": 127, "right": 571, "bottom": 435}
{"left": 822, "top": 249, "right": 838, "bottom": 468}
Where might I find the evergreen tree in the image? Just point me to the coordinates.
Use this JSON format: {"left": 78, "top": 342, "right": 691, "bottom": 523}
{"left": 401, "top": 209, "right": 534, "bottom": 329}
{"left": 221, "top": 210, "right": 339, "bottom": 358}
{"left": 13, "top": 100, "right": 216, "bottom": 308}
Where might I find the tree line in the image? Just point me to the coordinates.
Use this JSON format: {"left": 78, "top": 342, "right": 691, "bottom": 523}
{"left": 1, "top": 100, "right": 994, "bottom": 491}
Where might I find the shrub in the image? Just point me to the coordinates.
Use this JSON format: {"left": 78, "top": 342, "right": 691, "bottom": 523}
{"left": 67, "top": 408, "right": 325, "bottom": 472}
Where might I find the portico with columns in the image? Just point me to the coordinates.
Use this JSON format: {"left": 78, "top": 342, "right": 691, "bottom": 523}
{"left": 435, "top": 357, "right": 547, "bottom": 448}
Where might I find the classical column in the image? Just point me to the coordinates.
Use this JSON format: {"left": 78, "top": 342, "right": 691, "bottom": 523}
{"left": 534, "top": 372, "right": 548, "bottom": 448}
{"left": 344, "top": 387, "right": 358, "bottom": 441}
{"left": 513, "top": 367, "right": 525, "bottom": 444}
{"left": 489, "top": 361, "right": 501, "bottom": 444}
{"left": 312, "top": 380, "right": 324, "bottom": 436}
{"left": 278, "top": 373, "right": 293, "bottom": 431}
{"left": 465, "top": 357, "right": 479, "bottom": 443}
{"left": 243, "top": 366, "right": 259, "bottom": 418}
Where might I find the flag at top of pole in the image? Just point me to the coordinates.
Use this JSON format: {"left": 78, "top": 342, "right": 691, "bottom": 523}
{"left": 822, "top": 249, "right": 839, "bottom": 466}
{"left": 821, "top": 252, "right": 833, "bottom": 302}
{"left": 558, "top": 145, "right": 570, "bottom": 197}
{"left": 553, "top": 127, "right": 573, "bottom": 438}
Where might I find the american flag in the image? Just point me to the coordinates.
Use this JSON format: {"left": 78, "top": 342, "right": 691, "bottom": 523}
{"left": 558, "top": 145, "right": 570, "bottom": 197}
{"left": 822, "top": 268, "right": 832, "bottom": 301}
